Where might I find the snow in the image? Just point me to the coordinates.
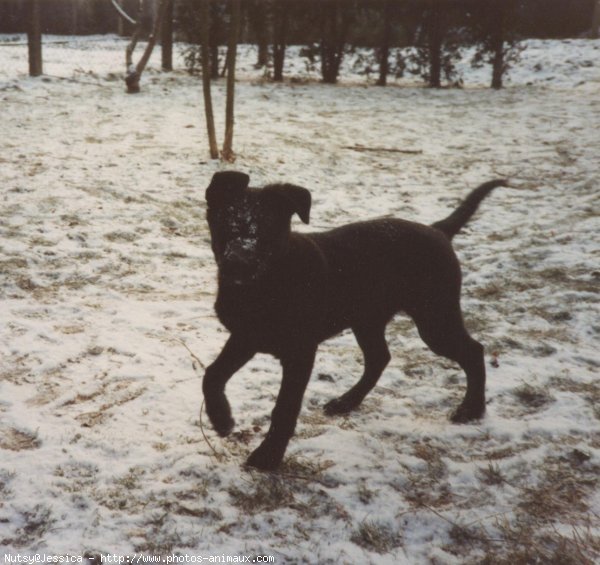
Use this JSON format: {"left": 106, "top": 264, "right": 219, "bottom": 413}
{"left": 1, "top": 35, "right": 599, "bottom": 563}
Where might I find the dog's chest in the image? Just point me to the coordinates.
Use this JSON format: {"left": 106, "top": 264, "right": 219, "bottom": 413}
{"left": 215, "top": 287, "right": 266, "bottom": 329}
{"left": 214, "top": 277, "right": 323, "bottom": 349}
{"left": 216, "top": 284, "right": 288, "bottom": 327}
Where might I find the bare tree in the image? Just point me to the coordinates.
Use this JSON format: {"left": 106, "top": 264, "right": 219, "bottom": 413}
{"left": 200, "top": 0, "right": 219, "bottom": 159}
{"left": 407, "top": 2, "right": 463, "bottom": 89}
{"left": 112, "top": 0, "right": 170, "bottom": 93}
{"left": 320, "top": 0, "right": 350, "bottom": 84}
{"left": 209, "top": 2, "right": 225, "bottom": 79}
{"left": 222, "top": 0, "right": 241, "bottom": 162}
{"left": 490, "top": 1, "right": 513, "bottom": 89}
{"left": 591, "top": 0, "right": 600, "bottom": 39}
{"left": 427, "top": 6, "right": 443, "bottom": 88}
{"left": 377, "top": 0, "right": 392, "bottom": 86}
{"left": 161, "top": 0, "right": 174, "bottom": 71}
{"left": 123, "top": 0, "right": 144, "bottom": 89}
{"left": 471, "top": 0, "right": 522, "bottom": 90}
{"left": 273, "top": 0, "right": 289, "bottom": 81}
{"left": 248, "top": 0, "right": 269, "bottom": 68}
{"left": 27, "top": 0, "right": 42, "bottom": 77}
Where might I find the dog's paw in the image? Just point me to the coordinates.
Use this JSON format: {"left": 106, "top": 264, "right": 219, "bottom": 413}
{"left": 450, "top": 402, "right": 485, "bottom": 423}
{"left": 212, "top": 414, "right": 235, "bottom": 437}
{"left": 245, "top": 443, "right": 284, "bottom": 471}
{"left": 324, "top": 395, "right": 360, "bottom": 416}
{"left": 204, "top": 397, "right": 235, "bottom": 437}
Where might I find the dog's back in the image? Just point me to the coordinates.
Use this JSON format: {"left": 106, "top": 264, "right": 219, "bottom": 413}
{"left": 306, "top": 218, "right": 461, "bottom": 337}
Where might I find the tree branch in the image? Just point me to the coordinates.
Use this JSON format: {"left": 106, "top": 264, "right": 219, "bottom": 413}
{"left": 111, "top": 0, "right": 137, "bottom": 26}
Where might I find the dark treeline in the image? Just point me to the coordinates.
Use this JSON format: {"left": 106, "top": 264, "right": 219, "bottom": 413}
{"left": 0, "top": 0, "right": 596, "bottom": 39}
{"left": 173, "top": 0, "right": 598, "bottom": 89}
{"left": 0, "top": 0, "right": 116, "bottom": 35}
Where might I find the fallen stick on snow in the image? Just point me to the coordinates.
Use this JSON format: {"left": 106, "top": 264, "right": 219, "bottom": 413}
{"left": 343, "top": 145, "right": 423, "bottom": 154}
{"left": 0, "top": 41, "right": 70, "bottom": 47}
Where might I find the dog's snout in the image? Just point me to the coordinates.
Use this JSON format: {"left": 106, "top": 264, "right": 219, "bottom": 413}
{"left": 223, "top": 239, "right": 257, "bottom": 265}
{"left": 219, "top": 239, "right": 260, "bottom": 284}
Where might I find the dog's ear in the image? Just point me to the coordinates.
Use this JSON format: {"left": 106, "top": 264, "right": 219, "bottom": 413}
{"left": 206, "top": 171, "right": 250, "bottom": 205}
{"left": 264, "top": 184, "right": 312, "bottom": 224}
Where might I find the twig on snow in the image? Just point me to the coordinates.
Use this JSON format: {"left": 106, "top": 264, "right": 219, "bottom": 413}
{"left": 40, "top": 74, "right": 111, "bottom": 87}
{"left": 419, "top": 503, "right": 504, "bottom": 544}
{"left": 274, "top": 471, "right": 338, "bottom": 488}
{"left": 176, "top": 337, "right": 206, "bottom": 372}
{"left": 175, "top": 338, "right": 225, "bottom": 462}
{"left": 343, "top": 144, "right": 423, "bottom": 154}
{"left": 199, "top": 399, "right": 224, "bottom": 461}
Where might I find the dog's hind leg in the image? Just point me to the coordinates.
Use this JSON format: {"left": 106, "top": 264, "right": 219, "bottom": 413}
{"left": 324, "top": 322, "right": 391, "bottom": 415}
{"left": 410, "top": 304, "right": 486, "bottom": 422}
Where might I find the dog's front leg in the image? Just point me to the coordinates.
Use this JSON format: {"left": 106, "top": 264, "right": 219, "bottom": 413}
{"left": 246, "top": 345, "right": 317, "bottom": 471}
{"left": 203, "top": 335, "right": 256, "bottom": 437}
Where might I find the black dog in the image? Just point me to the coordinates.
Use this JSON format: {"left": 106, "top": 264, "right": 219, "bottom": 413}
{"left": 203, "top": 171, "right": 506, "bottom": 470}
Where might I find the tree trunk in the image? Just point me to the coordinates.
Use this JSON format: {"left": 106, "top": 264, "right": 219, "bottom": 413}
{"left": 27, "top": 0, "right": 42, "bottom": 77}
{"left": 70, "top": 0, "right": 79, "bottom": 35}
{"left": 200, "top": 0, "right": 219, "bottom": 159}
{"left": 249, "top": 0, "right": 269, "bottom": 68}
{"left": 428, "top": 7, "right": 442, "bottom": 88}
{"left": 490, "top": 3, "right": 505, "bottom": 89}
{"left": 591, "top": 0, "right": 600, "bottom": 38}
{"left": 118, "top": 13, "right": 126, "bottom": 36}
{"left": 124, "top": 1, "right": 144, "bottom": 92}
{"left": 273, "top": 0, "right": 288, "bottom": 81}
{"left": 209, "top": 3, "right": 221, "bottom": 79}
{"left": 161, "top": 0, "right": 174, "bottom": 71}
{"left": 377, "top": 0, "right": 392, "bottom": 86}
{"left": 125, "top": 0, "right": 169, "bottom": 93}
{"left": 320, "top": 0, "right": 348, "bottom": 84}
{"left": 222, "top": 0, "right": 241, "bottom": 162}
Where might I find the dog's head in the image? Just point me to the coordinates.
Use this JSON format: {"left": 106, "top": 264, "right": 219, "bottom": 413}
{"left": 206, "top": 171, "right": 311, "bottom": 286}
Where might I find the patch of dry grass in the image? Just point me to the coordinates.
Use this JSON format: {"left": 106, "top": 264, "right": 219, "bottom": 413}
{"left": 486, "top": 517, "right": 600, "bottom": 565}
{"left": 1, "top": 504, "right": 54, "bottom": 548}
{"left": 549, "top": 376, "right": 600, "bottom": 419}
{"left": 439, "top": 447, "right": 600, "bottom": 564}
{"left": 228, "top": 475, "right": 296, "bottom": 514}
{"left": 351, "top": 520, "right": 402, "bottom": 554}
{"left": 519, "top": 453, "right": 599, "bottom": 523}
{"left": 477, "top": 461, "right": 506, "bottom": 486}
{"left": 512, "top": 383, "right": 555, "bottom": 411}
{"left": 395, "top": 442, "right": 454, "bottom": 508}
{"left": 0, "top": 427, "right": 41, "bottom": 451}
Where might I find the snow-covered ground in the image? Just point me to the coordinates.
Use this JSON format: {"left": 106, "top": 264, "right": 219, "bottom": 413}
{"left": 1, "top": 36, "right": 599, "bottom": 563}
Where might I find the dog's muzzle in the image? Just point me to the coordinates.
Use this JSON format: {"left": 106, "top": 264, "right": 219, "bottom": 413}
{"left": 219, "top": 239, "right": 260, "bottom": 285}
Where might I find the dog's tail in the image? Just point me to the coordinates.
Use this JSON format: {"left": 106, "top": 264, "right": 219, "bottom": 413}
{"left": 432, "top": 179, "right": 508, "bottom": 240}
